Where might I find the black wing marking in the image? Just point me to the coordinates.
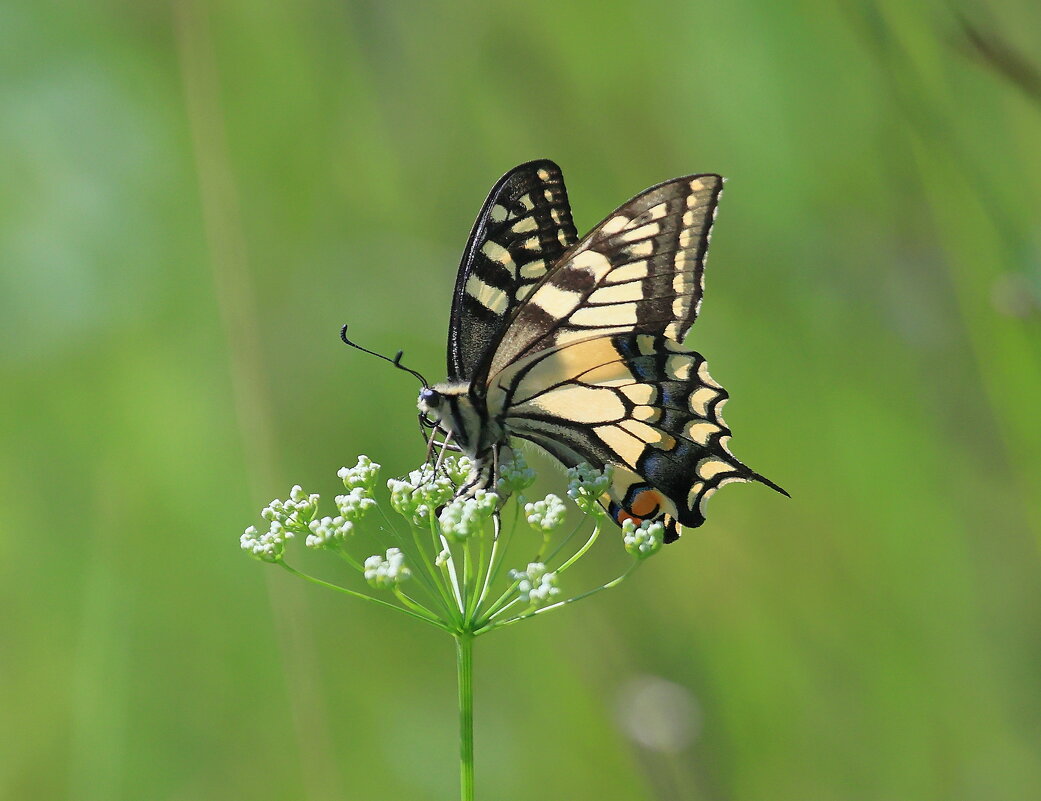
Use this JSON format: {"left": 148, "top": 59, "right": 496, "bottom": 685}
{"left": 488, "top": 332, "right": 786, "bottom": 542}
{"left": 478, "top": 174, "right": 722, "bottom": 384}
{"left": 447, "top": 160, "right": 578, "bottom": 381}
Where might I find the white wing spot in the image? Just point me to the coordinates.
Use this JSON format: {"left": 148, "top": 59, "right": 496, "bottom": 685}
{"left": 519, "top": 259, "right": 546, "bottom": 279}
{"left": 511, "top": 216, "right": 538, "bottom": 234}
{"left": 685, "top": 420, "right": 720, "bottom": 445}
{"left": 531, "top": 283, "right": 582, "bottom": 317}
{"left": 666, "top": 354, "right": 694, "bottom": 380}
{"left": 697, "top": 361, "right": 722, "bottom": 389}
{"left": 571, "top": 302, "right": 638, "bottom": 327}
{"left": 466, "top": 274, "right": 509, "bottom": 314}
{"left": 481, "top": 240, "right": 516, "bottom": 273}
{"left": 627, "top": 240, "right": 654, "bottom": 258}
{"left": 689, "top": 386, "right": 717, "bottom": 416}
{"left": 589, "top": 281, "right": 643, "bottom": 305}
{"left": 697, "top": 457, "right": 736, "bottom": 480}
{"left": 570, "top": 249, "right": 613, "bottom": 280}
{"left": 601, "top": 215, "right": 630, "bottom": 235}
{"left": 620, "top": 222, "right": 661, "bottom": 243}
{"left": 605, "top": 261, "right": 649, "bottom": 284}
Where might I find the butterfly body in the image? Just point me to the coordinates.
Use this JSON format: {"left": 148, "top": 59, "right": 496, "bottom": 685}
{"left": 418, "top": 160, "right": 785, "bottom": 542}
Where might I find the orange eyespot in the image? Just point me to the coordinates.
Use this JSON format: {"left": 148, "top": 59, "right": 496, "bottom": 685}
{"left": 609, "top": 487, "right": 665, "bottom": 528}
{"left": 630, "top": 488, "right": 664, "bottom": 518}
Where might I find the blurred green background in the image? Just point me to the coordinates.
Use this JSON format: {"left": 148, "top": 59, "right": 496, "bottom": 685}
{"left": 3, "top": 0, "right": 1041, "bottom": 799}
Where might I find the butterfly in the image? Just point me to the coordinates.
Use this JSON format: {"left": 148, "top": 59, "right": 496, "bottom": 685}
{"left": 344, "top": 160, "right": 786, "bottom": 542}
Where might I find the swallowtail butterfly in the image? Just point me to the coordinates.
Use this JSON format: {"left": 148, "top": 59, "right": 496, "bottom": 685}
{"left": 344, "top": 160, "right": 786, "bottom": 542}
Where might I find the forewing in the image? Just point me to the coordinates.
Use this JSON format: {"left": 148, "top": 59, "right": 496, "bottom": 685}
{"left": 447, "top": 160, "right": 578, "bottom": 380}
{"left": 480, "top": 174, "right": 722, "bottom": 383}
{"left": 488, "top": 332, "right": 784, "bottom": 542}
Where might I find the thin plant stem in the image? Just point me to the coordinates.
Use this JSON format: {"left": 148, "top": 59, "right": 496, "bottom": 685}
{"left": 474, "top": 514, "right": 501, "bottom": 612}
{"left": 455, "top": 633, "right": 475, "bottom": 801}
{"left": 407, "top": 520, "right": 457, "bottom": 620}
{"left": 393, "top": 587, "right": 442, "bottom": 621}
{"left": 544, "top": 516, "right": 587, "bottom": 565}
{"left": 555, "top": 520, "right": 601, "bottom": 573}
{"left": 440, "top": 533, "right": 465, "bottom": 613}
{"left": 278, "top": 562, "right": 452, "bottom": 632}
{"left": 374, "top": 505, "right": 454, "bottom": 616}
{"left": 474, "top": 562, "right": 640, "bottom": 636}
{"left": 481, "top": 503, "right": 520, "bottom": 605}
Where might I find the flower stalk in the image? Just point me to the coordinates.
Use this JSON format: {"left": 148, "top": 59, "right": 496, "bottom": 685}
{"left": 240, "top": 452, "right": 660, "bottom": 800}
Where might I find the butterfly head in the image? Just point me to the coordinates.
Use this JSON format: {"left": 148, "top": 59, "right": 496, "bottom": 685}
{"left": 418, "top": 381, "right": 501, "bottom": 458}
{"left": 417, "top": 386, "right": 445, "bottom": 427}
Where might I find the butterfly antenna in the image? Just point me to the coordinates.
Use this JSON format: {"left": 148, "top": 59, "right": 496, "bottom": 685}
{"left": 340, "top": 324, "right": 429, "bottom": 387}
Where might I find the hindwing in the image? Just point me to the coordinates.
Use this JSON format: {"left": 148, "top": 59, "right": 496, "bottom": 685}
{"left": 487, "top": 332, "right": 786, "bottom": 541}
{"left": 479, "top": 174, "right": 722, "bottom": 382}
{"left": 448, "top": 160, "right": 578, "bottom": 380}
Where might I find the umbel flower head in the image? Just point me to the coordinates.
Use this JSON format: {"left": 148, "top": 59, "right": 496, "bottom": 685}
{"left": 240, "top": 521, "right": 292, "bottom": 563}
{"left": 566, "top": 463, "right": 613, "bottom": 516}
{"left": 241, "top": 455, "right": 654, "bottom": 636}
{"left": 496, "top": 449, "right": 536, "bottom": 495}
{"left": 509, "top": 562, "right": 561, "bottom": 607}
{"left": 439, "top": 489, "right": 499, "bottom": 541}
{"left": 387, "top": 464, "right": 456, "bottom": 525}
{"left": 523, "top": 494, "right": 566, "bottom": 532}
{"left": 622, "top": 519, "right": 665, "bottom": 559}
{"left": 364, "top": 548, "right": 412, "bottom": 589}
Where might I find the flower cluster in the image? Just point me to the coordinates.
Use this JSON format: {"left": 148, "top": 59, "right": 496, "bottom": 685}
{"left": 263, "top": 485, "right": 320, "bottom": 530}
{"left": 496, "top": 449, "right": 536, "bottom": 495}
{"left": 622, "top": 519, "right": 665, "bottom": 559}
{"left": 387, "top": 465, "right": 456, "bottom": 525}
{"left": 566, "top": 463, "right": 613, "bottom": 516}
{"left": 439, "top": 489, "right": 499, "bottom": 541}
{"left": 443, "top": 455, "right": 476, "bottom": 487}
{"left": 306, "top": 515, "right": 353, "bottom": 548}
{"left": 523, "top": 494, "right": 566, "bottom": 532}
{"left": 240, "top": 522, "right": 292, "bottom": 562}
{"left": 364, "top": 547, "right": 412, "bottom": 588}
{"left": 338, "top": 455, "right": 381, "bottom": 493}
{"left": 242, "top": 485, "right": 322, "bottom": 562}
{"left": 509, "top": 562, "right": 561, "bottom": 607}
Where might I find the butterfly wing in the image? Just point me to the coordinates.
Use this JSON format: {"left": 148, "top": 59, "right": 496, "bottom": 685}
{"left": 447, "top": 160, "right": 578, "bottom": 381}
{"left": 476, "top": 174, "right": 722, "bottom": 384}
{"left": 487, "top": 333, "right": 786, "bottom": 541}
{"left": 477, "top": 172, "right": 783, "bottom": 539}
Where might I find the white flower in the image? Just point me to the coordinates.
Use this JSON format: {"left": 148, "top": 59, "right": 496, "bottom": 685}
{"left": 364, "top": 547, "right": 412, "bottom": 588}
{"left": 443, "top": 455, "right": 476, "bottom": 487}
{"left": 435, "top": 547, "right": 452, "bottom": 567}
{"left": 338, "top": 455, "right": 381, "bottom": 493}
{"left": 524, "top": 494, "right": 566, "bottom": 532}
{"left": 335, "top": 487, "right": 377, "bottom": 522}
{"left": 261, "top": 485, "right": 320, "bottom": 533}
{"left": 566, "top": 463, "right": 613, "bottom": 516}
{"left": 509, "top": 562, "right": 561, "bottom": 607}
{"left": 241, "top": 521, "right": 294, "bottom": 562}
{"left": 387, "top": 465, "right": 456, "bottom": 525}
{"left": 622, "top": 519, "right": 664, "bottom": 559}
{"left": 305, "top": 515, "right": 354, "bottom": 549}
{"left": 438, "top": 490, "right": 499, "bottom": 541}
{"left": 497, "top": 450, "right": 536, "bottom": 494}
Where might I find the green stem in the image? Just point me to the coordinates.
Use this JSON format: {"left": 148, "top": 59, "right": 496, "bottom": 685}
{"left": 278, "top": 562, "right": 452, "bottom": 632}
{"left": 474, "top": 562, "right": 640, "bottom": 636}
{"left": 555, "top": 520, "right": 601, "bottom": 574}
{"left": 408, "top": 521, "right": 457, "bottom": 621}
{"left": 455, "top": 633, "right": 475, "bottom": 801}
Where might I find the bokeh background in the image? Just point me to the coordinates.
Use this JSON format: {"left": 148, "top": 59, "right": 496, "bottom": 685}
{"left": 3, "top": 1, "right": 1041, "bottom": 799}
